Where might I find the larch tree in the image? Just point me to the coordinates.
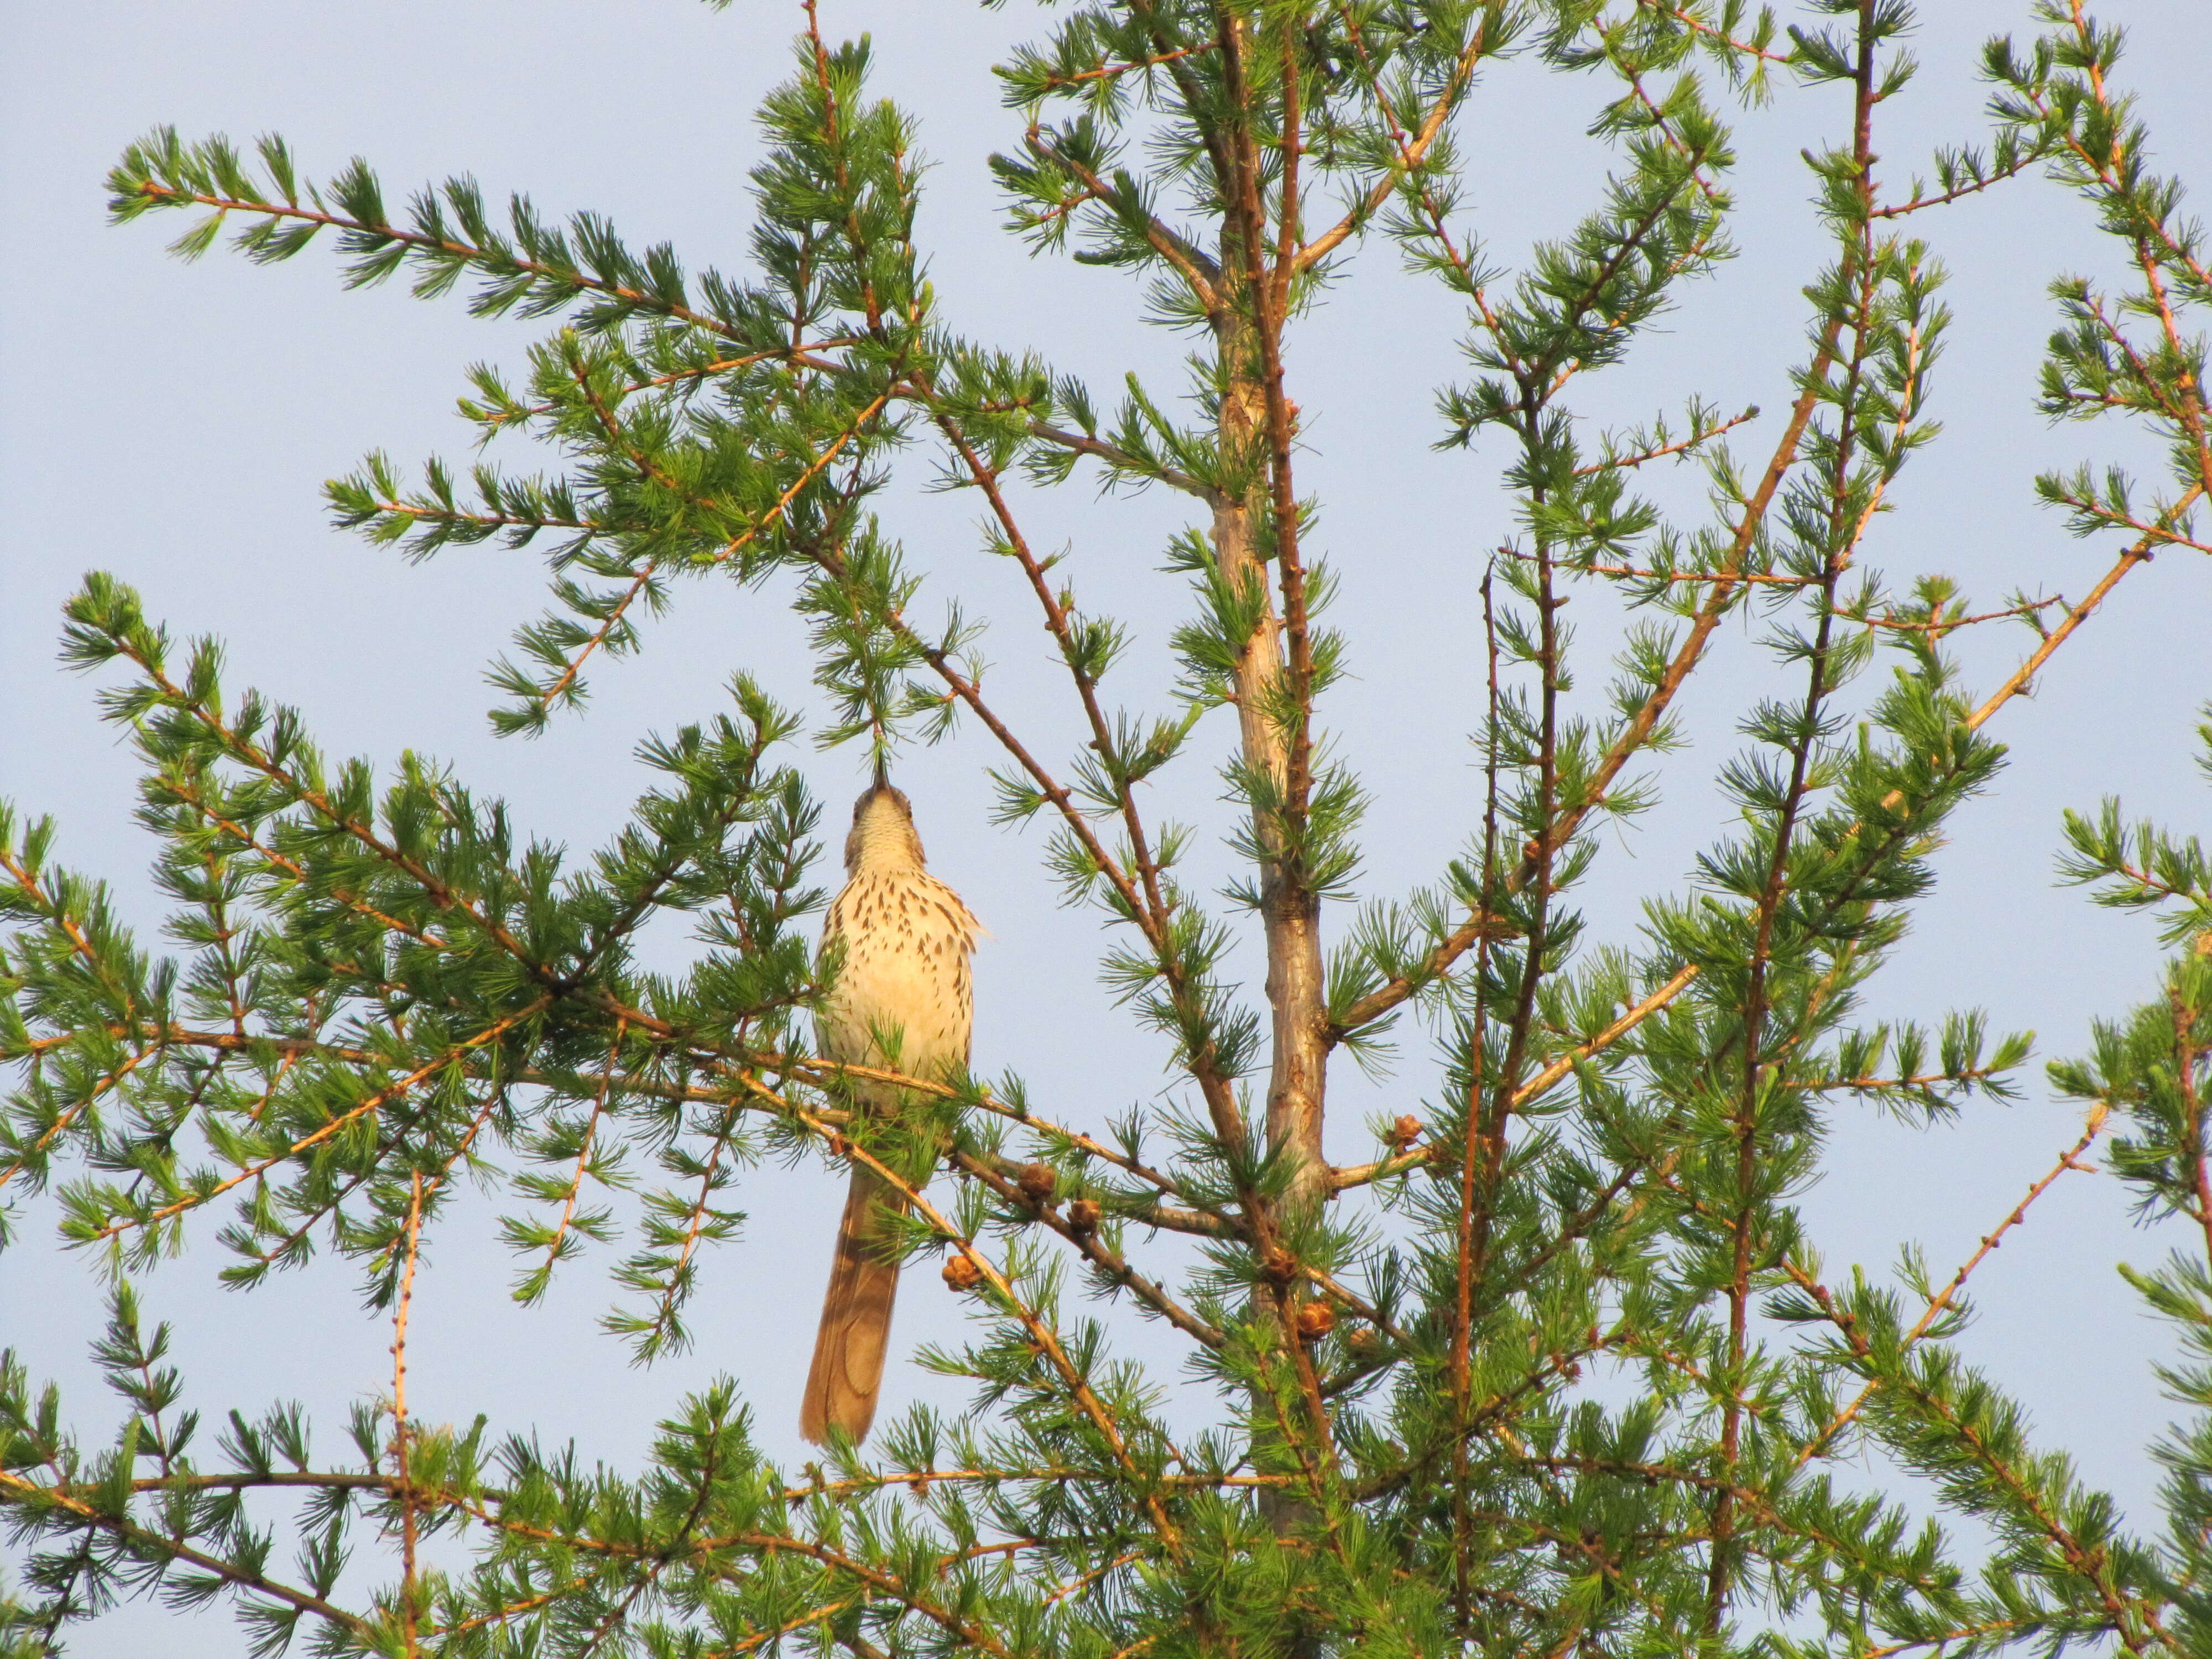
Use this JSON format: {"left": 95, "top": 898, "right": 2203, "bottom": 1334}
{"left": 5, "top": 1, "right": 2212, "bottom": 1655}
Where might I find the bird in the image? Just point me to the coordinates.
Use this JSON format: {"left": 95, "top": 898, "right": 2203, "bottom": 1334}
{"left": 800, "top": 770, "right": 982, "bottom": 1447}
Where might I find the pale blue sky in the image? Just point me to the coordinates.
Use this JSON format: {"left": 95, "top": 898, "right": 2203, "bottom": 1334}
{"left": 5, "top": 3, "right": 2211, "bottom": 1649}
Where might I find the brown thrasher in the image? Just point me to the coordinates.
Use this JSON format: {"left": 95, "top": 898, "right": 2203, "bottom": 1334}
{"left": 800, "top": 775, "right": 981, "bottom": 1446}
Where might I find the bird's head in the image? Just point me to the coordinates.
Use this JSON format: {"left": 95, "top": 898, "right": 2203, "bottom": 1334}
{"left": 845, "top": 773, "right": 926, "bottom": 874}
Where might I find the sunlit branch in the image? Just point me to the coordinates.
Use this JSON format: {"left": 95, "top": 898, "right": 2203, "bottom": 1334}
{"left": 780, "top": 1085, "right": 1188, "bottom": 1554}
{"left": 123, "top": 179, "right": 745, "bottom": 339}
{"left": 82, "top": 998, "right": 550, "bottom": 1246}
{"left": 1965, "top": 488, "right": 2203, "bottom": 733}
{"left": 1571, "top": 406, "right": 1760, "bottom": 476}
{"left": 1790, "top": 1108, "right": 2112, "bottom": 1468}
{"left": 943, "top": 1146, "right": 1224, "bottom": 1349}
{"left": 1300, "top": 13, "right": 1494, "bottom": 272}
{"left": 0, "top": 1465, "right": 377, "bottom": 1642}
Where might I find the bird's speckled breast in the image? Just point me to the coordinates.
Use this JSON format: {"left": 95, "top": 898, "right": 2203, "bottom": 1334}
{"left": 820, "top": 868, "right": 980, "bottom": 1087}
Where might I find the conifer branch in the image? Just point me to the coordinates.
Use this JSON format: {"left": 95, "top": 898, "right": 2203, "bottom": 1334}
{"left": 942, "top": 1146, "right": 1224, "bottom": 1349}
{"left": 1965, "top": 489, "right": 2201, "bottom": 731}
{"left": 79, "top": 1000, "right": 547, "bottom": 1247}
{"left": 0, "top": 1465, "right": 378, "bottom": 1642}
{"left": 1791, "top": 1110, "right": 2111, "bottom": 1469}
{"left": 785, "top": 1094, "right": 1187, "bottom": 1556}
{"left": 111, "top": 152, "right": 746, "bottom": 339}
{"left": 1571, "top": 405, "right": 1761, "bottom": 474}
{"left": 1300, "top": 9, "right": 1494, "bottom": 273}
{"left": 15, "top": 8, "right": 2212, "bottom": 1653}
{"left": 1333, "top": 310, "right": 1850, "bottom": 1040}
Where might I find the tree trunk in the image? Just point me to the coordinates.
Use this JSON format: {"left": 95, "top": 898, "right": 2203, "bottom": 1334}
{"left": 1214, "top": 300, "right": 1329, "bottom": 1579}
{"left": 1212, "top": 308, "right": 1331, "bottom": 1224}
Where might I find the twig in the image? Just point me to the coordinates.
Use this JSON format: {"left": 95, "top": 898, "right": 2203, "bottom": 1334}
{"left": 1965, "top": 489, "right": 2202, "bottom": 733}
{"left": 1571, "top": 407, "right": 1760, "bottom": 476}
{"left": 393, "top": 1170, "right": 425, "bottom": 1657}
{"left": 1792, "top": 1108, "right": 2111, "bottom": 1467}
{"left": 1332, "top": 964, "right": 1700, "bottom": 1190}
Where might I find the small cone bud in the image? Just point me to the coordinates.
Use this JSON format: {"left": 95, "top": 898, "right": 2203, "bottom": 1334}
{"left": 1067, "top": 1197, "right": 1100, "bottom": 1233}
{"left": 1295, "top": 1301, "right": 1336, "bottom": 1342}
{"left": 1016, "top": 1162, "right": 1057, "bottom": 1204}
{"left": 1388, "top": 1114, "right": 1422, "bottom": 1152}
{"left": 942, "top": 1254, "right": 983, "bottom": 1292}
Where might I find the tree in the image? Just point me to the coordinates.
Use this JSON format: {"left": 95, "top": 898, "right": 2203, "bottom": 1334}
{"left": 4, "top": 0, "right": 2210, "bottom": 1651}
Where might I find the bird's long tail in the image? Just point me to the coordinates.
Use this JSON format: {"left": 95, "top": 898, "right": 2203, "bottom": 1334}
{"left": 800, "top": 1164, "right": 907, "bottom": 1446}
